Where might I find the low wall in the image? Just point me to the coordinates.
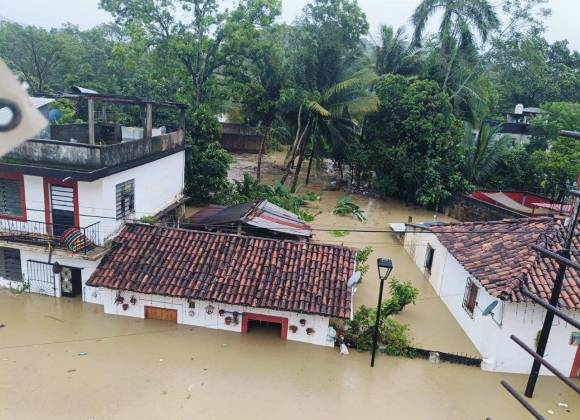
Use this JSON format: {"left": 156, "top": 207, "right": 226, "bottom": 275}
{"left": 444, "top": 196, "right": 525, "bottom": 222}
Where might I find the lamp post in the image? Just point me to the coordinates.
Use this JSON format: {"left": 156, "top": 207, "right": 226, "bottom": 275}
{"left": 370, "top": 257, "right": 394, "bottom": 367}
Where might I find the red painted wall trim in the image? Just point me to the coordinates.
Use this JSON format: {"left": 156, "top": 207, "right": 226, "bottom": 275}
{"left": 43, "top": 177, "right": 80, "bottom": 233}
{"left": 242, "top": 313, "right": 288, "bottom": 340}
{"left": 0, "top": 171, "right": 27, "bottom": 221}
{"left": 570, "top": 345, "right": 580, "bottom": 378}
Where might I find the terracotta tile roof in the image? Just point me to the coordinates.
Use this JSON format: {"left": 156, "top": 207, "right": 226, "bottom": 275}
{"left": 87, "top": 223, "right": 356, "bottom": 318}
{"left": 431, "top": 217, "right": 580, "bottom": 310}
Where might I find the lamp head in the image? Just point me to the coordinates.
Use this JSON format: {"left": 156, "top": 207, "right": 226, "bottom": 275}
{"left": 377, "top": 258, "right": 393, "bottom": 280}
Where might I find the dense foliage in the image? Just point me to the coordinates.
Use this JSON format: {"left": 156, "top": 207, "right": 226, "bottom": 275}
{"left": 0, "top": 0, "right": 578, "bottom": 205}
{"left": 344, "top": 278, "right": 419, "bottom": 356}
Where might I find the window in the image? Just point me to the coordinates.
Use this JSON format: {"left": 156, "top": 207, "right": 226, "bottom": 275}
{"left": 0, "top": 175, "right": 24, "bottom": 218}
{"left": 424, "top": 245, "right": 435, "bottom": 273}
{"left": 0, "top": 247, "right": 22, "bottom": 281}
{"left": 462, "top": 278, "right": 479, "bottom": 317}
{"left": 116, "top": 179, "right": 135, "bottom": 219}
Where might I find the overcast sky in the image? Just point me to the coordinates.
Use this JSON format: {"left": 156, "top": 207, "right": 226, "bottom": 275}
{"left": 1, "top": 0, "right": 578, "bottom": 50}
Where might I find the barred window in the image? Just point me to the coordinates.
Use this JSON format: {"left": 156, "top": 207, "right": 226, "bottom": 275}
{"left": 0, "top": 247, "right": 22, "bottom": 281}
{"left": 116, "top": 179, "right": 135, "bottom": 220}
{"left": 0, "top": 177, "right": 23, "bottom": 217}
{"left": 462, "top": 278, "right": 479, "bottom": 317}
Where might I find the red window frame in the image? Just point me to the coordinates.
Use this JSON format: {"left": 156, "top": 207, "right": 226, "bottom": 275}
{"left": 0, "top": 171, "right": 27, "bottom": 221}
{"left": 462, "top": 278, "right": 479, "bottom": 317}
{"left": 242, "top": 313, "right": 288, "bottom": 340}
{"left": 43, "top": 177, "right": 80, "bottom": 234}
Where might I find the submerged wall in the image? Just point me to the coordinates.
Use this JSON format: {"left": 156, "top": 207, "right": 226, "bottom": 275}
{"left": 86, "top": 287, "right": 336, "bottom": 347}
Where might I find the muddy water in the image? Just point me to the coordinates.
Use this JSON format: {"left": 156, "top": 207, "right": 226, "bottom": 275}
{"left": 1, "top": 290, "right": 578, "bottom": 420}
{"left": 227, "top": 151, "right": 474, "bottom": 354}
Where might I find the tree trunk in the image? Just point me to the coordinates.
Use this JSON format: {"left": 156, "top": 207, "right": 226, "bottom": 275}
{"left": 290, "top": 132, "right": 310, "bottom": 193}
{"left": 305, "top": 136, "right": 319, "bottom": 185}
{"left": 256, "top": 127, "right": 270, "bottom": 182}
{"left": 281, "top": 119, "right": 310, "bottom": 185}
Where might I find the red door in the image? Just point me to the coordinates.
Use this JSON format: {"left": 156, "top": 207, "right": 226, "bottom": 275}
{"left": 570, "top": 345, "right": 580, "bottom": 378}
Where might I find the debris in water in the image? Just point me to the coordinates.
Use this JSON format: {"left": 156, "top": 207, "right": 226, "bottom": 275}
{"left": 0, "top": 323, "right": 5, "bottom": 328}
{"left": 67, "top": 369, "right": 76, "bottom": 373}
{"left": 44, "top": 315, "right": 63, "bottom": 323}
{"left": 547, "top": 409, "right": 554, "bottom": 415}
{"left": 159, "top": 358, "right": 164, "bottom": 362}
{"left": 429, "top": 352, "right": 440, "bottom": 364}
{"left": 558, "top": 402, "right": 568, "bottom": 408}
{"left": 340, "top": 343, "right": 349, "bottom": 355}
{"left": 78, "top": 352, "right": 88, "bottom": 356}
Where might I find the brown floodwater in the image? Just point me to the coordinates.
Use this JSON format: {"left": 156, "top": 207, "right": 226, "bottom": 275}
{"left": 2, "top": 151, "right": 574, "bottom": 419}
{"left": 0, "top": 290, "right": 578, "bottom": 420}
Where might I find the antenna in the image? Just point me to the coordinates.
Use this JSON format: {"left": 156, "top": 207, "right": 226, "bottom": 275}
{"left": 482, "top": 300, "right": 499, "bottom": 317}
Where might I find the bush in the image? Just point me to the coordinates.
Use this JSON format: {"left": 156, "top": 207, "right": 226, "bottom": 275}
{"left": 343, "top": 277, "right": 418, "bottom": 356}
{"left": 332, "top": 195, "right": 367, "bottom": 222}
{"left": 356, "top": 245, "right": 374, "bottom": 281}
{"left": 186, "top": 141, "right": 233, "bottom": 203}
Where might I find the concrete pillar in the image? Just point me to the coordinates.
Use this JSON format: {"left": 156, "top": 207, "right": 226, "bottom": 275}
{"left": 87, "top": 98, "right": 95, "bottom": 145}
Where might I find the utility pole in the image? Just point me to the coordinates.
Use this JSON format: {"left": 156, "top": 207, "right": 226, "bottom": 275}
{"left": 524, "top": 190, "right": 580, "bottom": 398}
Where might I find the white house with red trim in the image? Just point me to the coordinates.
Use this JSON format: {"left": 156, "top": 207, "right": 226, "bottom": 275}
{"left": 402, "top": 218, "right": 580, "bottom": 377}
{"left": 0, "top": 93, "right": 187, "bottom": 300}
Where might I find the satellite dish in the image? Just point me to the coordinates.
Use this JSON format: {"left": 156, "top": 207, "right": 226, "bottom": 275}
{"left": 482, "top": 300, "right": 499, "bottom": 316}
{"left": 347, "top": 271, "right": 362, "bottom": 288}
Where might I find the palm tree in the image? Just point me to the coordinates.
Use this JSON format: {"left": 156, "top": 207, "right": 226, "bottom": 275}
{"left": 373, "top": 25, "right": 419, "bottom": 76}
{"left": 463, "top": 119, "right": 510, "bottom": 185}
{"left": 411, "top": 0, "right": 499, "bottom": 89}
{"left": 281, "top": 69, "right": 378, "bottom": 192}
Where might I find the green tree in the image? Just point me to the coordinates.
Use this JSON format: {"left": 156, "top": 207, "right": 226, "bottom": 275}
{"left": 372, "top": 25, "right": 421, "bottom": 76}
{"left": 463, "top": 120, "right": 510, "bottom": 185}
{"left": 362, "top": 74, "right": 471, "bottom": 208}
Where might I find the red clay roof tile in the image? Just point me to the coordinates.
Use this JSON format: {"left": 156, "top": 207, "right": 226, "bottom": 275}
{"left": 432, "top": 217, "right": 580, "bottom": 310}
{"left": 87, "top": 223, "right": 356, "bottom": 318}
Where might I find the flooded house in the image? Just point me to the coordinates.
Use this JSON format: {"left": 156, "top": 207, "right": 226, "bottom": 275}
{"left": 402, "top": 217, "right": 580, "bottom": 377}
{"left": 86, "top": 223, "right": 357, "bottom": 347}
{"left": 0, "top": 92, "right": 187, "bottom": 300}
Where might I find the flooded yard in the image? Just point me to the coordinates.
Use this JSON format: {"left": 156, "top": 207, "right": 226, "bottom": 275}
{"left": 1, "top": 290, "right": 578, "bottom": 420}
{"left": 1, "top": 151, "right": 578, "bottom": 419}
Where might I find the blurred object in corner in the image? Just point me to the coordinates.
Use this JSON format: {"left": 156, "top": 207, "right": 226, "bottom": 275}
{"left": 0, "top": 59, "right": 47, "bottom": 156}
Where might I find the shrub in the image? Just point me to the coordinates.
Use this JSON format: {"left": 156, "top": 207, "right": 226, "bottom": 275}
{"left": 356, "top": 245, "right": 374, "bottom": 281}
{"left": 332, "top": 195, "right": 367, "bottom": 222}
{"left": 330, "top": 230, "right": 350, "bottom": 237}
{"left": 382, "top": 278, "right": 419, "bottom": 317}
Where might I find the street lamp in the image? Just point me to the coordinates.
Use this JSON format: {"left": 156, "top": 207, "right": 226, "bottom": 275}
{"left": 371, "top": 257, "right": 394, "bottom": 367}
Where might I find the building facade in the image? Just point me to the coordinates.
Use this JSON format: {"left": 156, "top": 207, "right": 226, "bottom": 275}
{"left": 0, "top": 93, "right": 187, "bottom": 301}
{"left": 86, "top": 223, "right": 357, "bottom": 347}
{"left": 403, "top": 218, "right": 580, "bottom": 377}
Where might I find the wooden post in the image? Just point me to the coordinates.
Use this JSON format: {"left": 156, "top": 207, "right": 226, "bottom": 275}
{"left": 87, "top": 98, "right": 95, "bottom": 145}
{"left": 144, "top": 103, "right": 153, "bottom": 153}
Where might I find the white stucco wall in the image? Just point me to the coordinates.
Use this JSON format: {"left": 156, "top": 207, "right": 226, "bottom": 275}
{"left": 78, "top": 150, "right": 186, "bottom": 242}
{"left": 0, "top": 247, "right": 100, "bottom": 299}
{"left": 89, "top": 288, "right": 336, "bottom": 347}
{"left": 404, "top": 228, "right": 580, "bottom": 376}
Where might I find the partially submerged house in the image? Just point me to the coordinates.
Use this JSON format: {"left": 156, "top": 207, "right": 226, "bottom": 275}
{"left": 86, "top": 223, "right": 356, "bottom": 347}
{"left": 445, "top": 190, "right": 555, "bottom": 222}
{"left": 187, "top": 199, "right": 311, "bottom": 241}
{"left": 0, "top": 92, "right": 187, "bottom": 299}
{"left": 402, "top": 217, "right": 580, "bottom": 376}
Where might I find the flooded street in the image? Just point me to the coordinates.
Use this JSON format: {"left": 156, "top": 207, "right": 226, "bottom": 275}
{"left": 1, "top": 151, "right": 578, "bottom": 419}
{"left": 1, "top": 290, "right": 578, "bottom": 420}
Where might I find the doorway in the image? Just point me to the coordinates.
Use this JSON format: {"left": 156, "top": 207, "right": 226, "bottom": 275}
{"left": 59, "top": 267, "right": 82, "bottom": 298}
{"left": 241, "top": 313, "right": 288, "bottom": 340}
{"left": 144, "top": 306, "right": 178, "bottom": 322}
